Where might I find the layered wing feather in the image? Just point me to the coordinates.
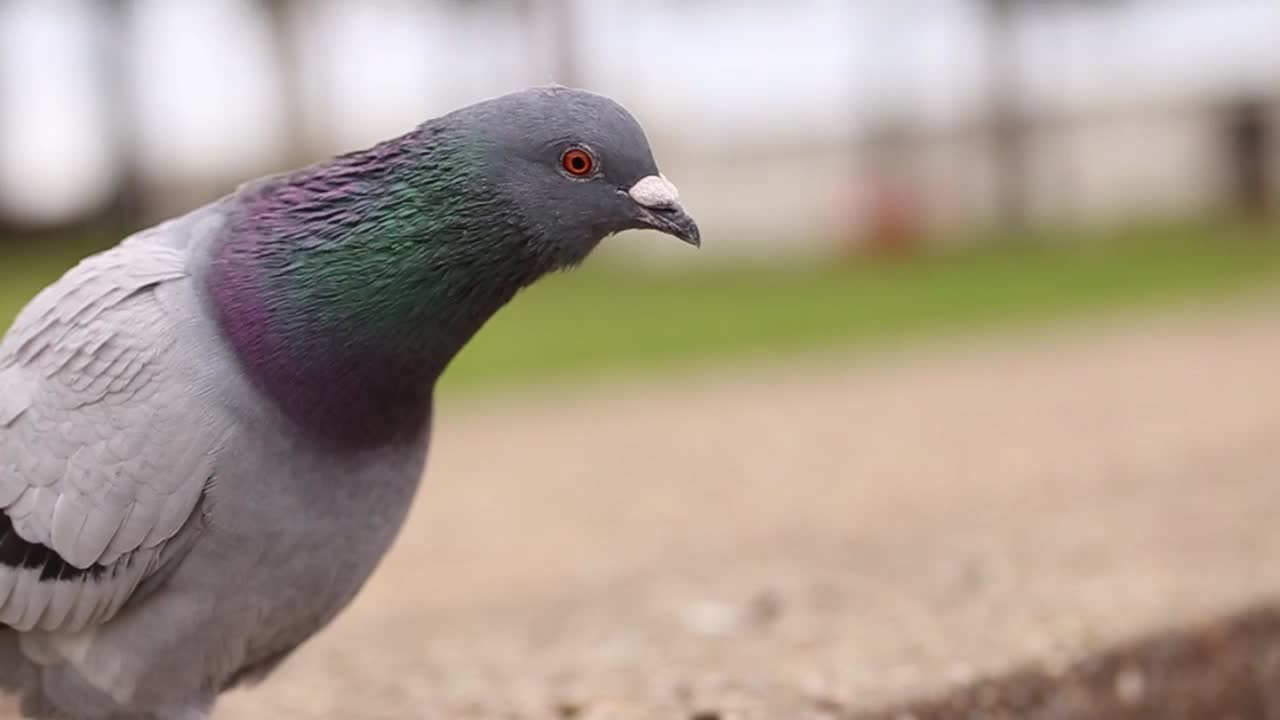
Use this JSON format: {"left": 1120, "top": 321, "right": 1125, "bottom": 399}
{"left": 0, "top": 239, "right": 217, "bottom": 632}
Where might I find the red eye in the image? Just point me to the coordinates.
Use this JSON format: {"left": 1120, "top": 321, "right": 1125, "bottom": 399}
{"left": 561, "top": 148, "right": 594, "bottom": 177}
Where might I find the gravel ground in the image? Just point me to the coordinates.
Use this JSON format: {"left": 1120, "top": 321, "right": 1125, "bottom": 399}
{"left": 9, "top": 299, "right": 1280, "bottom": 719}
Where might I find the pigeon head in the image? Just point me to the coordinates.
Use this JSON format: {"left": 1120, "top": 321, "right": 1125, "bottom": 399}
{"left": 452, "top": 86, "right": 700, "bottom": 268}
{"left": 212, "top": 86, "right": 695, "bottom": 448}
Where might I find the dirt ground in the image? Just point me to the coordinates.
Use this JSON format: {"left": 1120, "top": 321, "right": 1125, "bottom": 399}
{"left": 12, "top": 299, "right": 1280, "bottom": 719}
{"left": 859, "top": 602, "right": 1280, "bottom": 720}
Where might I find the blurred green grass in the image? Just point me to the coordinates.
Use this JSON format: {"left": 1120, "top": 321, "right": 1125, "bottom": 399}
{"left": 448, "top": 222, "right": 1279, "bottom": 392}
{"left": 1, "top": 222, "right": 1277, "bottom": 394}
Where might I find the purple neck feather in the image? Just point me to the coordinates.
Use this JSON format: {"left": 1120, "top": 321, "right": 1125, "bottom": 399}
{"left": 207, "top": 130, "right": 540, "bottom": 451}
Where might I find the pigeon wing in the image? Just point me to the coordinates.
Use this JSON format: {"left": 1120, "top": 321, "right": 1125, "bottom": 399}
{"left": 0, "top": 240, "right": 220, "bottom": 632}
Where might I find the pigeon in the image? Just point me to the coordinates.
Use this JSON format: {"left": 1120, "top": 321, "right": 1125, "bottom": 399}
{"left": 0, "top": 86, "right": 698, "bottom": 720}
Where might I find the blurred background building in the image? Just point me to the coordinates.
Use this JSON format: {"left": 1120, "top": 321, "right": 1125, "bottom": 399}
{"left": 0, "top": 0, "right": 1277, "bottom": 255}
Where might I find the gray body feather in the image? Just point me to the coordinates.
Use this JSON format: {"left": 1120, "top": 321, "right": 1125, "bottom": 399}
{"left": 0, "top": 203, "right": 428, "bottom": 718}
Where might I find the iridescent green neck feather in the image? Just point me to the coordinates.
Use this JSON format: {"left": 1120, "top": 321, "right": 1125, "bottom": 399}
{"left": 209, "top": 126, "right": 549, "bottom": 450}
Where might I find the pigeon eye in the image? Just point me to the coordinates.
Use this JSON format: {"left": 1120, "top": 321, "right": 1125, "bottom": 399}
{"left": 561, "top": 148, "right": 595, "bottom": 177}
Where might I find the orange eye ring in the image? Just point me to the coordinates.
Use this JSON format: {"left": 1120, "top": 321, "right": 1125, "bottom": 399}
{"left": 561, "top": 148, "right": 595, "bottom": 177}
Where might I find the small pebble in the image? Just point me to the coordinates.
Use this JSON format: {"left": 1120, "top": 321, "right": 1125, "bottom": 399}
{"left": 683, "top": 601, "right": 742, "bottom": 637}
{"left": 1113, "top": 665, "right": 1145, "bottom": 705}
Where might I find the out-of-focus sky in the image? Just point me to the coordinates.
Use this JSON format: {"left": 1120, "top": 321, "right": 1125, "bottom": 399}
{"left": 1, "top": 0, "right": 1278, "bottom": 222}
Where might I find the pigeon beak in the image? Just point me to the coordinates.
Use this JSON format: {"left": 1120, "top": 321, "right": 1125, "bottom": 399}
{"left": 628, "top": 175, "right": 701, "bottom": 247}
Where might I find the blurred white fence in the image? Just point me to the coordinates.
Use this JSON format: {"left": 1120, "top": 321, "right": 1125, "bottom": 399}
{"left": 1, "top": 0, "right": 1277, "bottom": 249}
